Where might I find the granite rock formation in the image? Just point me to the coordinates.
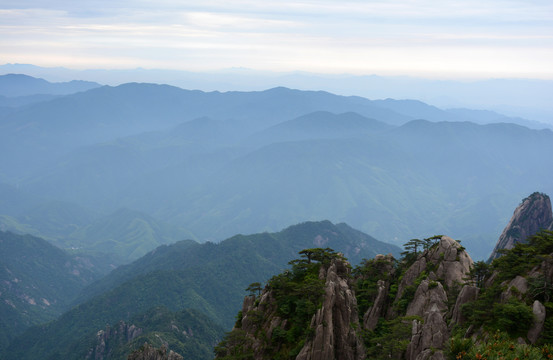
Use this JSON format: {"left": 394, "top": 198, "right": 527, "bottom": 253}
{"left": 489, "top": 192, "right": 553, "bottom": 261}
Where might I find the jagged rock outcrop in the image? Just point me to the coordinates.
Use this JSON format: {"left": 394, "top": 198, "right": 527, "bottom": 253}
{"left": 363, "top": 254, "right": 395, "bottom": 331}
{"left": 363, "top": 279, "right": 388, "bottom": 331}
{"left": 127, "top": 343, "right": 183, "bottom": 360}
{"left": 427, "top": 237, "right": 473, "bottom": 289}
{"left": 405, "top": 279, "right": 449, "bottom": 360}
{"left": 408, "top": 314, "right": 448, "bottom": 360}
{"left": 219, "top": 255, "right": 365, "bottom": 360}
{"left": 296, "top": 259, "right": 365, "bottom": 360}
{"left": 373, "top": 237, "right": 470, "bottom": 360}
{"left": 406, "top": 279, "right": 448, "bottom": 318}
{"left": 403, "top": 238, "right": 473, "bottom": 360}
{"left": 395, "top": 237, "right": 471, "bottom": 301}
{"left": 86, "top": 321, "right": 143, "bottom": 360}
{"left": 450, "top": 285, "right": 479, "bottom": 325}
{"left": 489, "top": 192, "right": 553, "bottom": 261}
{"left": 388, "top": 236, "right": 472, "bottom": 320}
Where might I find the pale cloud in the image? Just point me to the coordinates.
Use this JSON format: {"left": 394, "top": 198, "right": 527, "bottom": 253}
{"left": 1, "top": 0, "right": 552, "bottom": 78}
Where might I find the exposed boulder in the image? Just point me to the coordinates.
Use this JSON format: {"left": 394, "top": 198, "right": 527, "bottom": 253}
{"left": 527, "top": 300, "right": 546, "bottom": 344}
{"left": 500, "top": 275, "right": 528, "bottom": 302}
{"left": 406, "top": 279, "right": 448, "bottom": 318}
{"left": 489, "top": 192, "right": 553, "bottom": 261}
{"left": 450, "top": 285, "right": 479, "bottom": 325}
{"left": 429, "top": 237, "right": 473, "bottom": 289}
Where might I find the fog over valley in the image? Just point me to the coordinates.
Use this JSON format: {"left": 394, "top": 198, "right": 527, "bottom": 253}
{"left": 2, "top": 0, "right": 553, "bottom": 358}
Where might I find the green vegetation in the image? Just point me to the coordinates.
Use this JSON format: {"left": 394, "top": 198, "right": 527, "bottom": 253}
{"left": 364, "top": 316, "right": 423, "bottom": 360}
{"left": 455, "top": 230, "right": 553, "bottom": 353}
{"left": 4, "top": 221, "right": 391, "bottom": 360}
{"left": 353, "top": 256, "right": 395, "bottom": 315}
{"left": 0, "top": 231, "right": 105, "bottom": 353}
{"left": 96, "top": 307, "right": 224, "bottom": 360}
{"left": 493, "top": 230, "right": 553, "bottom": 282}
{"left": 448, "top": 331, "right": 553, "bottom": 360}
{"left": 215, "top": 248, "right": 341, "bottom": 360}
{"left": 465, "top": 260, "right": 491, "bottom": 288}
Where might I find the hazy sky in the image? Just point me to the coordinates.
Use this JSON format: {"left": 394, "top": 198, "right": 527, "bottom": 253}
{"left": 1, "top": 0, "right": 552, "bottom": 79}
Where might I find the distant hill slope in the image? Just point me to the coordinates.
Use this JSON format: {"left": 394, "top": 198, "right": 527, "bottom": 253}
{"left": 0, "top": 231, "right": 106, "bottom": 353}
{"left": 2, "top": 79, "right": 553, "bottom": 260}
{"left": 0, "top": 73, "right": 101, "bottom": 97}
{"left": 7, "top": 112, "right": 553, "bottom": 260}
{"left": 0, "top": 83, "right": 410, "bottom": 180}
{"left": 245, "top": 111, "right": 392, "bottom": 146}
{"left": 64, "top": 208, "right": 196, "bottom": 262}
{"left": 0, "top": 184, "right": 192, "bottom": 264}
{"left": 77, "top": 220, "right": 400, "bottom": 308}
{"left": 4, "top": 221, "right": 398, "bottom": 360}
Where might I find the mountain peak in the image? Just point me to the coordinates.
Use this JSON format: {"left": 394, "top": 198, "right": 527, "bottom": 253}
{"left": 489, "top": 192, "right": 553, "bottom": 261}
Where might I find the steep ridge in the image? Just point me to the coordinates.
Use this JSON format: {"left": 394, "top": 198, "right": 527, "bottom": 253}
{"left": 215, "top": 250, "right": 366, "bottom": 360}
{"left": 489, "top": 192, "right": 553, "bottom": 261}
{"left": 0, "top": 231, "right": 105, "bottom": 353}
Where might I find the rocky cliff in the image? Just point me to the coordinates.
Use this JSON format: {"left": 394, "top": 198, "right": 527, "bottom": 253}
{"left": 127, "top": 343, "right": 183, "bottom": 360}
{"left": 215, "top": 250, "right": 365, "bottom": 360}
{"left": 365, "top": 236, "right": 473, "bottom": 360}
{"left": 215, "top": 238, "right": 477, "bottom": 360}
{"left": 85, "top": 321, "right": 144, "bottom": 360}
{"left": 295, "top": 259, "right": 365, "bottom": 360}
{"left": 489, "top": 192, "right": 553, "bottom": 261}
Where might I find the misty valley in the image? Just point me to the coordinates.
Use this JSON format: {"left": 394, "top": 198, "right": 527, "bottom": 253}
{"left": 2, "top": 74, "right": 553, "bottom": 359}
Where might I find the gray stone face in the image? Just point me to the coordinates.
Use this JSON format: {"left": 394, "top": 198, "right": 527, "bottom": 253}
{"left": 363, "top": 279, "right": 389, "bottom": 331}
{"left": 500, "top": 275, "right": 528, "bottom": 302}
{"left": 87, "top": 321, "right": 144, "bottom": 360}
{"left": 407, "top": 310, "right": 448, "bottom": 360}
{"left": 406, "top": 279, "right": 449, "bottom": 360}
{"left": 296, "top": 258, "right": 365, "bottom": 360}
{"left": 451, "top": 285, "right": 479, "bottom": 325}
{"left": 489, "top": 192, "right": 553, "bottom": 261}
{"left": 406, "top": 279, "right": 448, "bottom": 318}
{"left": 528, "top": 300, "right": 546, "bottom": 344}
{"left": 432, "top": 237, "right": 473, "bottom": 289}
{"left": 402, "top": 236, "right": 473, "bottom": 360}
{"left": 128, "top": 343, "right": 183, "bottom": 360}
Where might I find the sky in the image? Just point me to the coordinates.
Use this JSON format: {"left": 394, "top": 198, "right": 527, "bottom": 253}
{"left": 1, "top": 0, "right": 553, "bottom": 80}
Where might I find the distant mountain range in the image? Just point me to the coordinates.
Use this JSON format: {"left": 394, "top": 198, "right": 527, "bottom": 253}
{"left": 0, "top": 73, "right": 101, "bottom": 97}
{"left": 1, "top": 74, "right": 552, "bottom": 261}
{"left": 2, "top": 64, "right": 552, "bottom": 124}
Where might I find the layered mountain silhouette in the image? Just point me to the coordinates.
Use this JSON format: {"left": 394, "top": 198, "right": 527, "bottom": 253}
{"left": 1, "top": 75, "right": 553, "bottom": 261}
